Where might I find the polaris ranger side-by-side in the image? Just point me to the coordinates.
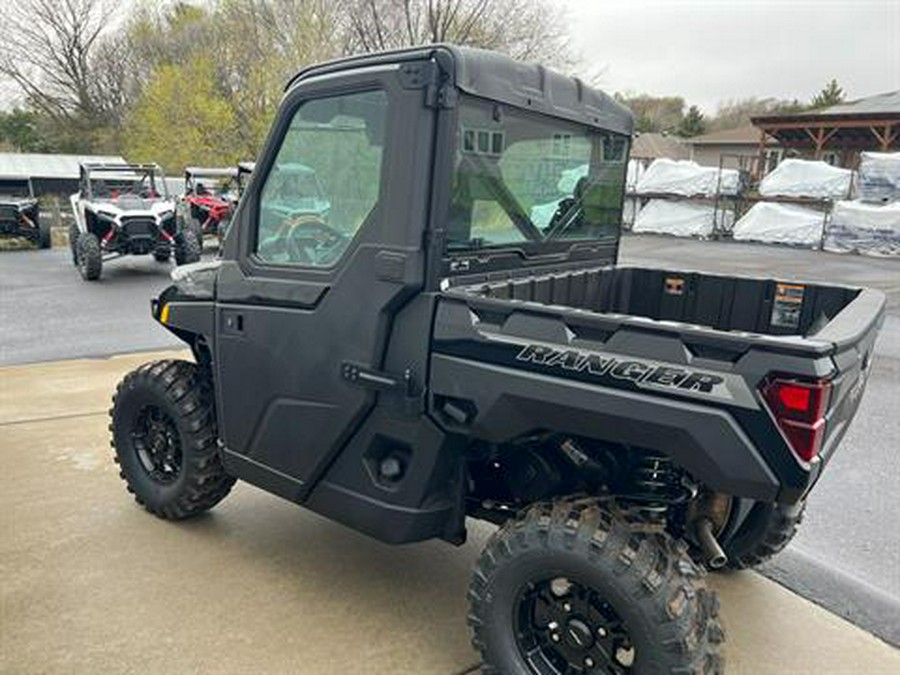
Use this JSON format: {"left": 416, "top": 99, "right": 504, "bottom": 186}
{"left": 110, "top": 46, "right": 884, "bottom": 674}
{"left": 70, "top": 163, "right": 201, "bottom": 280}
{"left": 0, "top": 177, "right": 48, "bottom": 248}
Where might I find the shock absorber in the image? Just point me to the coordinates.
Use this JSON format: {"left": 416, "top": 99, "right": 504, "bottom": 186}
{"left": 628, "top": 452, "right": 695, "bottom": 512}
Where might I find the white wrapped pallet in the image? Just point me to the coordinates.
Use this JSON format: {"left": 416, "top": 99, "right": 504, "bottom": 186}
{"left": 635, "top": 158, "right": 740, "bottom": 196}
{"left": 732, "top": 202, "right": 825, "bottom": 247}
{"left": 632, "top": 199, "right": 727, "bottom": 237}
{"left": 857, "top": 152, "right": 900, "bottom": 203}
{"left": 824, "top": 200, "right": 900, "bottom": 256}
{"left": 759, "top": 159, "right": 852, "bottom": 200}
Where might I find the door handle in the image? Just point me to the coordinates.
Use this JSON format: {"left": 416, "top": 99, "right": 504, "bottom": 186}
{"left": 222, "top": 310, "right": 244, "bottom": 335}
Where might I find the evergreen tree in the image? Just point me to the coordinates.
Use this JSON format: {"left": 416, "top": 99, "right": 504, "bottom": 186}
{"left": 811, "top": 79, "right": 845, "bottom": 109}
{"left": 676, "top": 105, "right": 706, "bottom": 137}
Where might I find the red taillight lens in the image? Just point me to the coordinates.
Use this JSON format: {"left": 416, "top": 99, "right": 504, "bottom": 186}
{"left": 778, "top": 385, "right": 811, "bottom": 412}
{"left": 761, "top": 377, "right": 831, "bottom": 463}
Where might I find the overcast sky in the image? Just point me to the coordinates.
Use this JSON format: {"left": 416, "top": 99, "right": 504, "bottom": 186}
{"left": 564, "top": 0, "right": 899, "bottom": 113}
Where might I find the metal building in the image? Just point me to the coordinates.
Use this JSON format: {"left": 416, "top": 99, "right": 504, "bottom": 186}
{"left": 0, "top": 152, "right": 126, "bottom": 196}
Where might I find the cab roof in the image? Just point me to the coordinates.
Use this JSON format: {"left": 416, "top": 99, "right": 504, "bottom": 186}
{"left": 286, "top": 44, "right": 633, "bottom": 137}
{"left": 185, "top": 167, "right": 238, "bottom": 178}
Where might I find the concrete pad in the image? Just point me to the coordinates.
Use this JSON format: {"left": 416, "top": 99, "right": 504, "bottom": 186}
{"left": 0, "top": 350, "right": 187, "bottom": 424}
{"left": 2, "top": 353, "right": 899, "bottom": 674}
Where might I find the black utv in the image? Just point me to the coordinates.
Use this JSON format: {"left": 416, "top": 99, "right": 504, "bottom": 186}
{"left": 110, "top": 46, "right": 884, "bottom": 674}
{"left": 0, "top": 177, "right": 49, "bottom": 248}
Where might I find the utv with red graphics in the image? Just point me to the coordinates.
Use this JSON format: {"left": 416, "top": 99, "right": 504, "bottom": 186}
{"left": 70, "top": 163, "right": 200, "bottom": 280}
{"left": 110, "top": 46, "right": 884, "bottom": 674}
{"left": 179, "top": 167, "right": 240, "bottom": 246}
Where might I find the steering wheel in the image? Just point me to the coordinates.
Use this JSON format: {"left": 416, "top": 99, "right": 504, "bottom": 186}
{"left": 259, "top": 213, "right": 346, "bottom": 265}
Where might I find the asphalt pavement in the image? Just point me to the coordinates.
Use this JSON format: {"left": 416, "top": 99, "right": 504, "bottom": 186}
{"left": 1, "top": 235, "right": 899, "bottom": 644}
{"left": 0, "top": 247, "right": 182, "bottom": 365}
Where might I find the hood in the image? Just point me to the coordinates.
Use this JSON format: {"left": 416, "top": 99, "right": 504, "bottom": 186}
{"left": 92, "top": 198, "right": 176, "bottom": 219}
{"left": 169, "top": 259, "right": 221, "bottom": 299}
{"left": 188, "top": 194, "right": 233, "bottom": 209}
{"left": 0, "top": 197, "right": 38, "bottom": 209}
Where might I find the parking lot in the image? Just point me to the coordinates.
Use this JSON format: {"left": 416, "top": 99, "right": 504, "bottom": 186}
{"left": 1, "top": 235, "right": 899, "bottom": 671}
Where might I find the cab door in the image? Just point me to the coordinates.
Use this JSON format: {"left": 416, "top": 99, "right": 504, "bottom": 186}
{"left": 214, "top": 63, "right": 436, "bottom": 502}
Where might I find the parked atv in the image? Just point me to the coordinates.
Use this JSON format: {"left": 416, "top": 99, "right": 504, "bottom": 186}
{"left": 70, "top": 163, "right": 200, "bottom": 280}
{"left": 0, "top": 177, "right": 49, "bottom": 249}
{"left": 179, "top": 167, "right": 239, "bottom": 246}
{"left": 109, "top": 46, "right": 884, "bottom": 674}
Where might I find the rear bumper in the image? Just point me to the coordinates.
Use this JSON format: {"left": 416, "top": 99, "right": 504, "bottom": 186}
{"left": 0, "top": 217, "right": 39, "bottom": 238}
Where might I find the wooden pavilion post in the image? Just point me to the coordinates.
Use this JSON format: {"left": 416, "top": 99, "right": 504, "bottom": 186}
{"left": 870, "top": 124, "right": 897, "bottom": 151}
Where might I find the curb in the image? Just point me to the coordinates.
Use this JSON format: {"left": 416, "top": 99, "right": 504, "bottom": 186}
{"left": 760, "top": 547, "right": 900, "bottom": 647}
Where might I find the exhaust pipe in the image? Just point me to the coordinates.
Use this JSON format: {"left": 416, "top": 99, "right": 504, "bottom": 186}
{"left": 695, "top": 518, "right": 728, "bottom": 569}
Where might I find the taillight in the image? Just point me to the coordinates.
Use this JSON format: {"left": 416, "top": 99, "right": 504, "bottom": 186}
{"left": 761, "top": 376, "right": 832, "bottom": 463}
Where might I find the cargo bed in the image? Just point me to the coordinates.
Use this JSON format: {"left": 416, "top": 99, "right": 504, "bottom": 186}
{"left": 444, "top": 265, "right": 883, "bottom": 354}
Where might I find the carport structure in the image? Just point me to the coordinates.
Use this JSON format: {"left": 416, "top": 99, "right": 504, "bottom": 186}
{"left": 752, "top": 91, "right": 899, "bottom": 168}
{"left": 0, "top": 152, "right": 125, "bottom": 197}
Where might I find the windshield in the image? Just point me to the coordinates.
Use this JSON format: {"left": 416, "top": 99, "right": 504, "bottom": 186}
{"left": 190, "top": 175, "right": 238, "bottom": 198}
{"left": 0, "top": 180, "right": 32, "bottom": 199}
{"left": 447, "top": 97, "right": 629, "bottom": 251}
{"left": 89, "top": 167, "right": 168, "bottom": 202}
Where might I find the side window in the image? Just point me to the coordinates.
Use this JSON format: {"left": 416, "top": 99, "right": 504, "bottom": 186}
{"left": 256, "top": 90, "right": 388, "bottom": 267}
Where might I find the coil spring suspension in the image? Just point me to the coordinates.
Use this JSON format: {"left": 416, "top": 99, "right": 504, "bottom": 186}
{"left": 629, "top": 453, "right": 693, "bottom": 513}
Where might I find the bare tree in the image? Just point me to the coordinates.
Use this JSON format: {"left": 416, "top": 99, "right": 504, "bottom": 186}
{"left": 341, "top": 0, "right": 572, "bottom": 68}
{"left": 0, "top": 0, "right": 118, "bottom": 134}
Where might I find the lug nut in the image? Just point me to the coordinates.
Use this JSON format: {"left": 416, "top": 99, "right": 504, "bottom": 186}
{"left": 585, "top": 657, "right": 594, "bottom": 668}
{"left": 563, "top": 602, "right": 572, "bottom": 612}
{"left": 597, "top": 627, "right": 607, "bottom": 637}
{"left": 551, "top": 633, "right": 561, "bottom": 643}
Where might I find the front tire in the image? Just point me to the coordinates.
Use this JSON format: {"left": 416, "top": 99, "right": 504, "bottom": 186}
{"left": 68, "top": 222, "right": 80, "bottom": 264}
{"left": 76, "top": 232, "right": 102, "bottom": 280}
{"left": 110, "top": 360, "right": 235, "bottom": 519}
{"left": 175, "top": 230, "right": 201, "bottom": 265}
{"left": 469, "top": 501, "right": 724, "bottom": 675}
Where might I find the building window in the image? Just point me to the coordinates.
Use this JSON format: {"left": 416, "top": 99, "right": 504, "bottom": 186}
{"left": 764, "top": 148, "right": 783, "bottom": 175}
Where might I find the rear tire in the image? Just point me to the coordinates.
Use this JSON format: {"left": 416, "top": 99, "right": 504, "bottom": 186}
{"left": 175, "top": 230, "right": 201, "bottom": 265}
{"left": 110, "top": 360, "right": 235, "bottom": 520}
{"left": 38, "top": 217, "right": 51, "bottom": 249}
{"left": 184, "top": 213, "right": 204, "bottom": 244}
{"left": 469, "top": 501, "right": 725, "bottom": 674}
{"left": 722, "top": 500, "right": 805, "bottom": 570}
{"left": 76, "top": 232, "right": 102, "bottom": 281}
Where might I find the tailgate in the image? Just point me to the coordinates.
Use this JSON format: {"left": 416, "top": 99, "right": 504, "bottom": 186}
{"left": 813, "top": 288, "right": 885, "bottom": 461}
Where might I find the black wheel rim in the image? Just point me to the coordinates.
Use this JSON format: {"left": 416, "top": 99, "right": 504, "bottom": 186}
{"left": 515, "top": 576, "right": 635, "bottom": 674}
{"left": 130, "top": 405, "right": 182, "bottom": 484}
